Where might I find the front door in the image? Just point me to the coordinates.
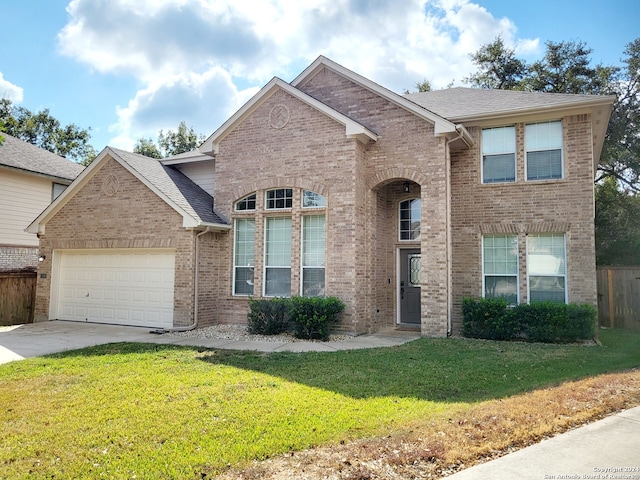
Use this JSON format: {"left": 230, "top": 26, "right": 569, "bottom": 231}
{"left": 399, "top": 249, "right": 421, "bottom": 325}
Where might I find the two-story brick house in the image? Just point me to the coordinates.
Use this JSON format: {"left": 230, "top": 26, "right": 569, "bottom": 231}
{"left": 27, "top": 56, "right": 614, "bottom": 336}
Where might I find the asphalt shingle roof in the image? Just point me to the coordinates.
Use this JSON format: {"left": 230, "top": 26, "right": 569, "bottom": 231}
{"left": 109, "top": 148, "right": 228, "bottom": 226}
{"left": 0, "top": 133, "right": 85, "bottom": 181}
{"left": 405, "top": 87, "right": 613, "bottom": 122}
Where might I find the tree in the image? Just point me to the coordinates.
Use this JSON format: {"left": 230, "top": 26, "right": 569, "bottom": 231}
{"left": 595, "top": 177, "right": 640, "bottom": 265}
{"left": 133, "top": 137, "right": 162, "bottom": 159}
{"left": 134, "top": 121, "right": 205, "bottom": 158}
{"left": 463, "top": 35, "right": 528, "bottom": 90}
{"left": 523, "top": 40, "right": 612, "bottom": 94}
{"left": 460, "top": 36, "right": 640, "bottom": 265}
{"left": 0, "top": 99, "right": 96, "bottom": 164}
{"left": 597, "top": 38, "right": 640, "bottom": 192}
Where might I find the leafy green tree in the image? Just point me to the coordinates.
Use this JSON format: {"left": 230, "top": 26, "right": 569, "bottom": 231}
{"left": 461, "top": 36, "right": 640, "bottom": 264}
{"left": 134, "top": 121, "right": 205, "bottom": 158}
{"left": 0, "top": 99, "right": 96, "bottom": 164}
{"left": 595, "top": 177, "right": 640, "bottom": 265}
{"left": 133, "top": 137, "right": 162, "bottom": 159}
{"left": 463, "top": 35, "right": 528, "bottom": 90}
{"left": 597, "top": 38, "right": 640, "bottom": 192}
{"left": 523, "top": 40, "right": 612, "bottom": 94}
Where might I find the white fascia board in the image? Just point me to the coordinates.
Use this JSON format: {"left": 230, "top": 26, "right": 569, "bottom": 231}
{"left": 292, "top": 56, "right": 459, "bottom": 135}
{"left": 199, "top": 77, "right": 377, "bottom": 155}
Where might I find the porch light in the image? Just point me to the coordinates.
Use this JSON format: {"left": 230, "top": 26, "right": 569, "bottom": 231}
{"left": 403, "top": 182, "right": 410, "bottom": 193}
{"left": 38, "top": 255, "right": 46, "bottom": 262}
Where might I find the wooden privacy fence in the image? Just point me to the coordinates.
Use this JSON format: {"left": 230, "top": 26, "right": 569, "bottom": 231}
{"left": 597, "top": 266, "right": 640, "bottom": 330}
{"left": 0, "top": 270, "right": 36, "bottom": 326}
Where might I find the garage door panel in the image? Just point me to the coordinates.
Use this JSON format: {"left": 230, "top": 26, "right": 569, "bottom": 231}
{"left": 54, "top": 250, "right": 175, "bottom": 328}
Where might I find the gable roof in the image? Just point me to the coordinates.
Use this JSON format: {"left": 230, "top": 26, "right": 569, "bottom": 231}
{"left": 200, "top": 76, "right": 378, "bottom": 155}
{"left": 26, "top": 147, "right": 229, "bottom": 235}
{"left": 0, "top": 133, "right": 85, "bottom": 182}
{"left": 406, "top": 87, "right": 615, "bottom": 163}
{"left": 405, "top": 87, "right": 615, "bottom": 122}
{"left": 291, "top": 56, "right": 473, "bottom": 145}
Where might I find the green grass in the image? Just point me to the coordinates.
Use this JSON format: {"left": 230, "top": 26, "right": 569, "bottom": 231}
{"left": 0, "top": 328, "right": 639, "bottom": 479}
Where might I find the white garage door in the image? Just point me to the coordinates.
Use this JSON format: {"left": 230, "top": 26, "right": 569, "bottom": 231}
{"left": 53, "top": 249, "right": 175, "bottom": 328}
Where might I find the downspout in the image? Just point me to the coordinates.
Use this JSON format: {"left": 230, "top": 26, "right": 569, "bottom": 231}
{"left": 444, "top": 127, "right": 469, "bottom": 337}
{"left": 150, "top": 227, "right": 211, "bottom": 334}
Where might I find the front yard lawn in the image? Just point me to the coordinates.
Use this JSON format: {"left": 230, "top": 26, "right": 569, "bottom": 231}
{"left": 1, "top": 328, "right": 639, "bottom": 479}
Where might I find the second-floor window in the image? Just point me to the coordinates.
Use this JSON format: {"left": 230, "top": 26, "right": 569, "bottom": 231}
{"left": 482, "top": 126, "right": 516, "bottom": 183}
{"left": 526, "top": 121, "right": 563, "bottom": 181}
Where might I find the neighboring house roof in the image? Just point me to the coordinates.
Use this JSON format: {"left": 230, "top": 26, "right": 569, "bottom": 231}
{"left": 26, "top": 147, "right": 229, "bottom": 235}
{"left": 0, "top": 132, "right": 85, "bottom": 182}
{"left": 200, "top": 76, "right": 379, "bottom": 155}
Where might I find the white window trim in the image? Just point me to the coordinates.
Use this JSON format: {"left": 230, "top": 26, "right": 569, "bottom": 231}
{"left": 398, "top": 197, "right": 421, "bottom": 242}
{"left": 232, "top": 218, "right": 255, "bottom": 296}
{"left": 526, "top": 233, "right": 568, "bottom": 304}
{"left": 235, "top": 193, "right": 257, "bottom": 212}
{"left": 263, "top": 216, "right": 292, "bottom": 297}
{"left": 300, "top": 215, "right": 326, "bottom": 297}
{"left": 482, "top": 235, "right": 519, "bottom": 304}
{"left": 481, "top": 126, "right": 517, "bottom": 184}
{"left": 524, "top": 120, "right": 564, "bottom": 182}
{"left": 302, "top": 190, "right": 326, "bottom": 209}
{"left": 265, "top": 188, "right": 293, "bottom": 210}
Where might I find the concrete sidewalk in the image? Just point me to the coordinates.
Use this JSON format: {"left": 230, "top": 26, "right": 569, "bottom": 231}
{"left": 0, "top": 320, "right": 421, "bottom": 364}
{"left": 444, "top": 406, "right": 640, "bottom": 480}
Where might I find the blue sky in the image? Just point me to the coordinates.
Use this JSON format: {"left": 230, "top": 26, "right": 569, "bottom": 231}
{"left": 0, "top": 0, "right": 636, "bottom": 155}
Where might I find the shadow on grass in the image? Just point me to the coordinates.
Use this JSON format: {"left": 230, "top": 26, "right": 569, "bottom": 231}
{"left": 44, "top": 329, "right": 640, "bottom": 404}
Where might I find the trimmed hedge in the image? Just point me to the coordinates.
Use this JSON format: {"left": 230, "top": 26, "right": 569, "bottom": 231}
{"left": 462, "top": 297, "right": 597, "bottom": 343}
{"left": 247, "top": 297, "right": 290, "bottom": 335}
{"left": 247, "top": 296, "right": 345, "bottom": 341}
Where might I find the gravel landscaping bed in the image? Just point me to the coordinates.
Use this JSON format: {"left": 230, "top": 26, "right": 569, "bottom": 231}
{"left": 164, "top": 324, "right": 349, "bottom": 343}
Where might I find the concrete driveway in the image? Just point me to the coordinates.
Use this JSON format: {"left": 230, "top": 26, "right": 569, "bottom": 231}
{"left": 0, "top": 321, "right": 163, "bottom": 363}
{"left": 0, "top": 320, "right": 421, "bottom": 364}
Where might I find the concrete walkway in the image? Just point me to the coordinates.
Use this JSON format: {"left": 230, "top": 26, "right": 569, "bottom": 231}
{"left": 444, "top": 406, "right": 640, "bottom": 480}
{"left": 1, "top": 321, "right": 638, "bottom": 479}
{"left": 0, "top": 320, "right": 421, "bottom": 364}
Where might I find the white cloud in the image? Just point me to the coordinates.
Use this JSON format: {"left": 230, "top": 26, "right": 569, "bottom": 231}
{"left": 109, "top": 67, "right": 258, "bottom": 150}
{"left": 0, "top": 72, "right": 24, "bottom": 103}
{"left": 58, "top": 0, "right": 539, "bottom": 147}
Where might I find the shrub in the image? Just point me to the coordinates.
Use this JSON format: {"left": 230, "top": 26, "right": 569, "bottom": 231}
{"left": 461, "top": 297, "right": 519, "bottom": 340}
{"left": 288, "top": 296, "right": 345, "bottom": 341}
{"left": 462, "top": 297, "right": 597, "bottom": 343}
{"left": 247, "top": 297, "right": 290, "bottom": 335}
{"left": 518, "top": 302, "right": 597, "bottom": 343}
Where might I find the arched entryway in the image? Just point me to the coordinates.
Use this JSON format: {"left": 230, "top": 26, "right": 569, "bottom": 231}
{"left": 369, "top": 175, "right": 423, "bottom": 329}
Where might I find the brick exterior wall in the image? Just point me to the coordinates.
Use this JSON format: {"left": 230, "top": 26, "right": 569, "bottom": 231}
{"left": 31, "top": 64, "right": 600, "bottom": 338}
{"left": 210, "top": 67, "right": 452, "bottom": 336}
{"left": 0, "top": 246, "right": 38, "bottom": 272}
{"left": 33, "top": 158, "right": 210, "bottom": 327}
{"left": 450, "top": 115, "right": 597, "bottom": 334}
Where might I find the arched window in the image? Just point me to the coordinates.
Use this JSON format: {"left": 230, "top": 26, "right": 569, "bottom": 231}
{"left": 232, "top": 188, "right": 326, "bottom": 297}
{"left": 235, "top": 193, "right": 256, "bottom": 211}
